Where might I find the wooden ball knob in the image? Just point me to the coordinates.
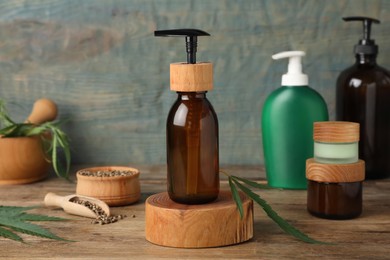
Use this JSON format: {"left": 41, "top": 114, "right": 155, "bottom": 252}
{"left": 26, "top": 98, "right": 58, "bottom": 124}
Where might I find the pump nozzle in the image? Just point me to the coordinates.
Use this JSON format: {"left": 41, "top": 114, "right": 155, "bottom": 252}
{"left": 343, "top": 16, "right": 380, "bottom": 55}
{"left": 272, "top": 51, "right": 308, "bottom": 86}
{"left": 154, "top": 29, "right": 210, "bottom": 64}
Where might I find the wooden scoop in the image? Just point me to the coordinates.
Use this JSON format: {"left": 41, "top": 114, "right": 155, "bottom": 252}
{"left": 44, "top": 192, "right": 111, "bottom": 218}
{"left": 26, "top": 98, "right": 58, "bottom": 124}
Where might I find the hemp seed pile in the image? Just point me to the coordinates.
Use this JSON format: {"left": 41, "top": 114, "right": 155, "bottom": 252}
{"left": 70, "top": 197, "right": 127, "bottom": 225}
{"left": 78, "top": 169, "right": 136, "bottom": 177}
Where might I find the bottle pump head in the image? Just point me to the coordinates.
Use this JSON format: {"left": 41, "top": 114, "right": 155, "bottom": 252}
{"left": 154, "top": 29, "right": 210, "bottom": 64}
{"left": 272, "top": 51, "right": 308, "bottom": 86}
{"left": 154, "top": 29, "right": 213, "bottom": 92}
{"left": 343, "top": 16, "right": 380, "bottom": 55}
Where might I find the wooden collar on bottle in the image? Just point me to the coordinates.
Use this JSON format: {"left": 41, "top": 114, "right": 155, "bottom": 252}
{"left": 306, "top": 158, "right": 365, "bottom": 183}
{"left": 170, "top": 62, "right": 213, "bottom": 92}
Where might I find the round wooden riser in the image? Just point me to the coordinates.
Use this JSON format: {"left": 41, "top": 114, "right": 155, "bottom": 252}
{"left": 145, "top": 191, "right": 253, "bottom": 248}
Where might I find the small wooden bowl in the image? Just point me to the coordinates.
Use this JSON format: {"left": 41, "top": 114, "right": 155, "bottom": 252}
{"left": 76, "top": 166, "right": 141, "bottom": 206}
{"left": 0, "top": 136, "right": 49, "bottom": 185}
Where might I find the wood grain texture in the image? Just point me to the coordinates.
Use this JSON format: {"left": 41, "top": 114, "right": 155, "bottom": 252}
{"left": 0, "top": 1, "right": 389, "bottom": 166}
{"left": 145, "top": 191, "right": 253, "bottom": 248}
{"left": 306, "top": 158, "right": 365, "bottom": 182}
{"left": 170, "top": 62, "right": 213, "bottom": 91}
{"left": 0, "top": 165, "right": 389, "bottom": 259}
{"left": 314, "top": 121, "right": 360, "bottom": 143}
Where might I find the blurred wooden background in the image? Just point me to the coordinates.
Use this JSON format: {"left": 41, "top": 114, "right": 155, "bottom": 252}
{"left": 0, "top": 0, "right": 389, "bottom": 166}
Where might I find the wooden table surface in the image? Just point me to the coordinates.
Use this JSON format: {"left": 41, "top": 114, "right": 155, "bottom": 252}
{"left": 1, "top": 165, "right": 389, "bottom": 259}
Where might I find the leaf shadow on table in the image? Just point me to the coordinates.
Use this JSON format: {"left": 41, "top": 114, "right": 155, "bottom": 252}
{"left": 251, "top": 219, "right": 285, "bottom": 243}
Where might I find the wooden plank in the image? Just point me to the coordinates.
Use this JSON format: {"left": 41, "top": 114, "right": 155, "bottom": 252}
{"left": 0, "top": 165, "right": 389, "bottom": 259}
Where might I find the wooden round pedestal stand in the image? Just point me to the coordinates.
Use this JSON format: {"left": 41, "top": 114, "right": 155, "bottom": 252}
{"left": 145, "top": 191, "right": 253, "bottom": 248}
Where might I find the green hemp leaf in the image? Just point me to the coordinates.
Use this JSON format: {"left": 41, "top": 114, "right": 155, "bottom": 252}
{"left": 0, "top": 206, "right": 71, "bottom": 243}
{"left": 223, "top": 171, "right": 332, "bottom": 245}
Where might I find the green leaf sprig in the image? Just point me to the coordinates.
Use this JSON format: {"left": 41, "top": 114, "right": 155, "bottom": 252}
{"left": 0, "top": 206, "right": 72, "bottom": 243}
{"left": 222, "top": 171, "right": 331, "bottom": 245}
{"left": 0, "top": 101, "right": 71, "bottom": 180}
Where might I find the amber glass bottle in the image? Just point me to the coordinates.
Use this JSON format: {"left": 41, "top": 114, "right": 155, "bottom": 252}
{"left": 336, "top": 17, "right": 390, "bottom": 179}
{"left": 155, "top": 28, "right": 220, "bottom": 204}
{"left": 167, "top": 91, "right": 219, "bottom": 204}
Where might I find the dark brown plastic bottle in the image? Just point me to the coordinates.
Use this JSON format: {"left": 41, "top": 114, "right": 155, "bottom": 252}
{"left": 167, "top": 91, "right": 219, "bottom": 204}
{"left": 336, "top": 17, "right": 390, "bottom": 179}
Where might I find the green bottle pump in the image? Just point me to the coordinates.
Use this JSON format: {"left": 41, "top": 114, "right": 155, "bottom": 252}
{"left": 262, "top": 51, "right": 328, "bottom": 189}
{"left": 155, "top": 29, "right": 219, "bottom": 204}
{"left": 336, "top": 17, "right": 390, "bottom": 179}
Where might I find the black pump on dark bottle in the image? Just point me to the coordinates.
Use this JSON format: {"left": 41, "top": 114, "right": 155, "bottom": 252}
{"left": 343, "top": 16, "right": 380, "bottom": 56}
{"left": 336, "top": 17, "right": 390, "bottom": 179}
{"left": 155, "top": 29, "right": 219, "bottom": 204}
{"left": 154, "top": 29, "right": 210, "bottom": 64}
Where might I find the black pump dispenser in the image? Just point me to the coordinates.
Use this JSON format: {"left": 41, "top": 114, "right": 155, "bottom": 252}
{"left": 154, "top": 29, "right": 210, "bottom": 64}
{"left": 343, "top": 16, "right": 380, "bottom": 55}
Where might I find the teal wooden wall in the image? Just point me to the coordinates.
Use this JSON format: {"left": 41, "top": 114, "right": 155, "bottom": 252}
{"left": 0, "top": 0, "right": 389, "bottom": 166}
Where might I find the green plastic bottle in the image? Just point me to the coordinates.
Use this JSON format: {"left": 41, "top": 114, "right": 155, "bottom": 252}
{"left": 262, "top": 51, "right": 328, "bottom": 189}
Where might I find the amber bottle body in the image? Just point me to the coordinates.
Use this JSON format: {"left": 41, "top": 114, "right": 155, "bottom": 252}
{"left": 167, "top": 92, "right": 219, "bottom": 204}
{"left": 336, "top": 55, "right": 390, "bottom": 179}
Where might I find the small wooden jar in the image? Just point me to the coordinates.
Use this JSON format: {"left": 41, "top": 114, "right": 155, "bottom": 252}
{"left": 76, "top": 166, "right": 141, "bottom": 206}
{"left": 307, "top": 121, "right": 365, "bottom": 219}
{"left": 306, "top": 159, "right": 365, "bottom": 219}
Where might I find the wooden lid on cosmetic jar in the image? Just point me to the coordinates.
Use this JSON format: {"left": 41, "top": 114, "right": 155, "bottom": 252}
{"left": 170, "top": 62, "right": 213, "bottom": 92}
{"left": 314, "top": 121, "right": 360, "bottom": 143}
{"left": 306, "top": 158, "right": 365, "bottom": 183}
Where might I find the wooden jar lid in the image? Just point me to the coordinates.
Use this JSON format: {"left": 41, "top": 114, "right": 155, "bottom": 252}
{"left": 306, "top": 158, "right": 365, "bottom": 183}
{"left": 170, "top": 62, "right": 213, "bottom": 92}
{"left": 145, "top": 191, "right": 253, "bottom": 248}
{"left": 314, "top": 121, "right": 359, "bottom": 143}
